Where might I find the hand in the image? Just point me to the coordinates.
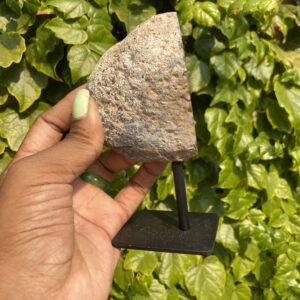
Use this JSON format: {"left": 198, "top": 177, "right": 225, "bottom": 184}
{"left": 0, "top": 88, "right": 166, "bottom": 300}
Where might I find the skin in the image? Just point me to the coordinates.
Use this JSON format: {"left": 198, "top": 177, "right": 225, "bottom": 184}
{"left": 0, "top": 87, "right": 166, "bottom": 300}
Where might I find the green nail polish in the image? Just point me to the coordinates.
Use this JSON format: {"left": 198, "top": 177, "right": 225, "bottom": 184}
{"left": 72, "top": 89, "right": 90, "bottom": 120}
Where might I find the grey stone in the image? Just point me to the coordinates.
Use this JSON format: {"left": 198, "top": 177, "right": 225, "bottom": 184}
{"left": 87, "top": 12, "right": 197, "bottom": 161}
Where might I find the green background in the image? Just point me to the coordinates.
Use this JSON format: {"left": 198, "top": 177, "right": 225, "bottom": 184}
{"left": 0, "top": 0, "right": 300, "bottom": 299}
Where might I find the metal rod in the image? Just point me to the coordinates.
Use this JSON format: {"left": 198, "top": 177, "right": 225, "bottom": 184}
{"left": 172, "top": 161, "right": 190, "bottom": 231}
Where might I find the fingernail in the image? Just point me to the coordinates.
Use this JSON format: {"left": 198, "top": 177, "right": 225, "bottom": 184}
{"left": 72, "top": 89, "right": 90, "bottom": 120}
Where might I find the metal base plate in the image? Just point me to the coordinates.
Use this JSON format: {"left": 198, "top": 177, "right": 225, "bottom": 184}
{"left": 112, "top": 210, "right": 219, "bottom": 255}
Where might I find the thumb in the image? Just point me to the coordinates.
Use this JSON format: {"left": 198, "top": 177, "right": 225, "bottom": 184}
{"left": 33, "top": 88, "right": 104, "bottom": 184}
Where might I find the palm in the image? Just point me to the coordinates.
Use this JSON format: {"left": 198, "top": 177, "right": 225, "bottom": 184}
{"left": 60, "top": 158, "right": 164, "bottom": 300}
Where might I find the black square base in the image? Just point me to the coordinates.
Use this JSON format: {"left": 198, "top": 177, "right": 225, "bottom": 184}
{"left": 112, "top": 210, "right": 219, "bottom": 255}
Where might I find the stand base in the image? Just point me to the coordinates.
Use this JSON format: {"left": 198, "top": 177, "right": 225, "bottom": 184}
{"left": 112, "top": 210, "right": 219, "bottom": 255}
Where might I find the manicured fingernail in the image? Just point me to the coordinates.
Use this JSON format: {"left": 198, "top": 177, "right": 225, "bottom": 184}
{"left": 72, "top": 89, "right": 90, "bottom": 120}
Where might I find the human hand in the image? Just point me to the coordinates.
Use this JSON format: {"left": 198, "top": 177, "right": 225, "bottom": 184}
{"left": 0, "top": 88, "right": 166, "bottom": 300}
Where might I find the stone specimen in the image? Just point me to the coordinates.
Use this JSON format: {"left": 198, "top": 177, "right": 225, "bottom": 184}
{"left": 88, "top": 12, "right": 197, "bottom": 161}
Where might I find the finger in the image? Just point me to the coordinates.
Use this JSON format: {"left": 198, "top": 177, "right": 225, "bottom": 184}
{"left": 113, "top": 162, "right": 167, "bottom": 229}
{"left": 72, "top": 162, "right": 166, "bottom": 239}
{"left": 14, "top": 85, "right": 85, "bottom": 162}
{"left": 27, "top": 89, "right": 104, "bottom": 184}
{"left": 86, "top": 151, "right": 137, "bottom": 182}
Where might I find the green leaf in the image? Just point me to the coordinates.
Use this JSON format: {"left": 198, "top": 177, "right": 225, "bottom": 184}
{"left": 109, "top": 0, "right": 156, "bottom": 33}
{"left": 231, "top": 256, "right": 255, "bottom": 281}
{"left": 264, "top": 97, "right": 291, "bottom": 133}
{"left": 232, "top": 284, "right": 252, "bottom": 300}
{"left": 216, "top": 223, "right": 239, "bottom": 252}
{"left": 87, "top": 6, "right": 113, "bottom": 31}
{"left": 67, "top": 44, "right": 99, "bottom": 84}
{"left": 45, "top": 16, "right": 88, "bottom": 44}
{"left": 220, "top": 14, "right": 249, "bottom": 40}
{"left": 124, "top": 250, "right": 158, "bottom": 275}
{"left": 35, "top": 23, "right": 60, "bottom": 56}
{"left": 4, "top": 63, "right": 48, "bottom": 112}
{"left": 266, "top": 171, "right": 293, "bottom": 201}
{"left": 175, "top": 0, "right": 194, "bottom": 24}
{"left": 225, "top": 101, "right": 253, "bottom": 133}
{"left": 0, "top": 32, "right": 25, "bottom": 68}
{"left": 167, "top": 287, "right": 180, "bottom": 300}
{"left": 6, "top": 0, "right": 24, "bottom": 15}
{"left": 0, "top": 139, "right": 7, "bottom": 155}
{"left": 205, "top": 108, "right": 227, "bottom": 144}
{"left": 210, "top": 52, "right": 239, "bottom": 79}
{"left": 246, "top": 164, "right": 267, "bottom": 190}
{"left": 156, "top": 169, "right": 175, "bottom": 201}
{"left": 157, "top": 253, "right": 187, "bottom": 287}
{"left": 87, "top": 24, "right": 116, "bottom": 56}
{"left": 147, "top": 279, "right": 167, "bottom": 300}
{"left": 0, "top": 86, "right": 9, "bottom": 105}
{"left": 185, "top": 256, "right": 226, "bottom": 300}
{"left": 26, "top": 43, "right": 63, "bottom": 81}
{"left": 113, "top": 258, "right": 134, "bottom": 291}
{"left": 223, "top": 274, "right": 252, "bottom": 300}
{"left": 244, "top": 55, "right": 274, "bottom": 81}
{"left": 274, "top": 81, "right": 300, "bottom": 144}
{"left": 47, "top": 0, "right": 88, "bottom": 19}
{"left": 0, "top": 102, "right": 50, "bottom": 151}
{"left": 0, "top": 151, "right": 13, "bottom": 173}
{"left": 222, "top": 188, "right": 257, "bottom": 220}
{"left": 218, "top": 158, "right": 244, "bottom": 189}
{"left": 185, "top": 54, "right": 210, "bottom": 93}
{"left": 193, "top": 1, "right": 220, "bottom": 27}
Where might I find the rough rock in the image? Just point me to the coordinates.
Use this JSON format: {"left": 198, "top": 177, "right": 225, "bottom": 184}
{"left": 88, "top": 12, "right": 197, "bottom": 162}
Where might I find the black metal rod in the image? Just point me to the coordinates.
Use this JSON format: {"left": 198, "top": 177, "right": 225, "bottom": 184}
{"left": 172, "top": 161, "right": 190, "bottom": 231}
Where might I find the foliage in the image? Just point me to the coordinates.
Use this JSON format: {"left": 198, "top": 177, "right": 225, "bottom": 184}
{"left": 0, "top": 0, "right": 300, "bottom": 299}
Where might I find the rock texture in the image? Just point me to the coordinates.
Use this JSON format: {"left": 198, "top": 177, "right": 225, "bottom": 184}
{"left": 88, "top": 12, "right": 197, "bottom": 161}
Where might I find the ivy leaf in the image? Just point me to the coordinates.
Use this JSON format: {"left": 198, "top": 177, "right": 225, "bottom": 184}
{"left": 220, "top": 15, "right": 249, "bottom": 40}
{"left": 26, "top": 43, "right": 64, "bottom": 81}
{"left": 205, "top": 108, "right": 227, "bottom": 144}
{"left": 4, "top": 63, "right": 48, "bottom": 112}
{"left": 109, "top": 0, "right": 156, "bottom": 33}
{"left": 193, "top": 1, "right": 220, "bottom": 27}
{"left": 47, "top": 0, "right": 88, "bottom": 19}
{"left": 223, "top": 274, "right": 252, "bottom": 300}
{"left": 175, "top": 0, "right": 194, "bottom": 24}
{"left": 67, "top": 44, "right": 99, "bottom": 84}
{"left": 157, "top": 253, "right": 187, "bottom": 287}
{"left": 35, "top": 23, "right": 60, "bottom": 56}
{"left": 124, "top": 250, "right": 158, "bottom": 275}
{"left": 246, "top": 164, "right": 267, "bottom": 190}
{"left": 185, "top": 256, "right": 226, "bottom": 300}
{"left": 266, "top": 171, "right": 293, "bottom": 201}
{"left": 218, "top": 158, "right": 244, "bottom": 189}
{"left": 216, "top": 223, "right": 239, "bottom": 252}
{"left": 244, "top": 55, "right": 274, "bottom": 81}
{"left": 222, "top": 188, "right": 257, "bottom": 220}
{"left": 186, "top": 54, "right": 210, "bottom": 93}
{"left": 6, "top": 0, "right": 24, "bottom": 15}
{"left": 210, "top": 52, "right": 239, "bottom": 79}
{"left": 0, "top": 102, "right": 49, "bottom": 151}
{"left": 45, "top": 16, "right": 88, "bottom": 45}
{"left": 264, "top": 97, "right": 291, "bottom": 133}
{"left": 0, "top": 139, "right": 7, "bottom": 155}
{"left": 231, "top": 256, "right": 255, "bottom": 281}
{"left": 147, "top": 279, "right": 167, "bottom": 300}
{"left": 87, "top": 6, "right": 113, "bottom": 31}
{"left": 113, "top": 258, "right": 134, "bottom": 291}
{"left": 87, "top": 24, "right": 116, "bottom": 56}
{"left": 0, "top": 32, "right": 25, "bottom": 68}
{"left": 274, "top": 81, "right": 300, "bottom": 143}
{"left": 0, "top": 86, "right": 9, "bottom": 105}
